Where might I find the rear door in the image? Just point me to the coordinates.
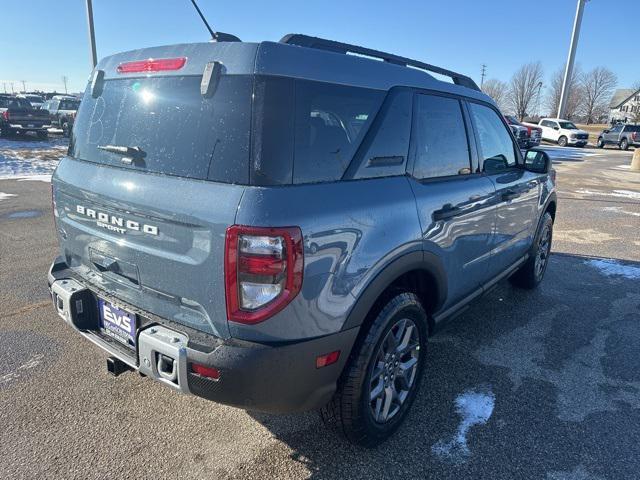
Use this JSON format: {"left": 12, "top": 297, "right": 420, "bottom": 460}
{"left": 54, "top": 69, "right": 254, "bottom": 339}
{"left": 604, "top": 124, "right": 622, "bottom": 144}
{"left": 407, "top": 93, "right": 496, "bottom": 307}
{"left": 467, "top": 101, "right": 540, "bottom": 278}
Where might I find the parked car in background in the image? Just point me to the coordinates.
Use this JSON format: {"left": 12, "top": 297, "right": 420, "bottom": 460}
{"left": 504, "top": 115, "right": 530, "bottom": 148}
{"left": 42, "top": 95, "right": 80, "bottom": 136}
{"left": 0, "top": 94, "right": 51, "bottom": 138}
{"left": 17, "top": 93, "right": 45, "bottom": 109}
{"left": 531, "top": 118, "right": 589, "bottom": 147}
{"left": 507, "top": 115, "right": 541, "bottom": 148}
{"left": 597, "top": 124, "right": 640, "bottom": 150}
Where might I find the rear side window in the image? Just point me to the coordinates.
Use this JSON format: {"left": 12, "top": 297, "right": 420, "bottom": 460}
{"left": 293, "top": 81, "right": 383, "bottom": 184}
{"left": 412, "top": 94, "right": 471, "bottom": 179}
{"left": 624, "top": 125, "right": 640, "bottom": 132}
{"left": 469, "top": 102, "right": 517, "bottom": 173}
{"left": 251, "top": 77, "right": 384, "bottom": 185}
{"left": 69, "top": 75, "right": 252, "bottom": 183}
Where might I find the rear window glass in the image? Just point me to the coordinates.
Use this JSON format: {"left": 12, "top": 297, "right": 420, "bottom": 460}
{"left": 69, "top": 75, "right": 252, "bottom": 183}
{"left": 0, "top": 97, "right": 32, "bottom": 109}
{"left": 59, "top": 99, "right": 80, "bottom": 110}
{"left": 293, "top": 81, "right": 383, "bottom": 184}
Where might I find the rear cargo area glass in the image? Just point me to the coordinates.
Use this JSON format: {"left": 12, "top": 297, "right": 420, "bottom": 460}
{"left": 70, "top": 75, "right": 252, "bottom": 183}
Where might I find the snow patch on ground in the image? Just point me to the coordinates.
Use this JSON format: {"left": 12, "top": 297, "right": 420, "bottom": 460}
{"left": 0, "top": 137, "right": 66, "bottom": 180}
{"left": 585, "top": 259, "right": 640, "bottom": 280}
{"left": 432, "top": 389, "right": 495, "bottom": 463}
{"left": 0, "top": 192, "right": 16, "bottom": 201}
{"left": 0, "top": 354, "right": 45, "bottom": 386}
{"left": 575, "top": 188, "right": 640, "bottom": 200}
{"left": 602, "top": 206, "right": 640, "bottom": 217}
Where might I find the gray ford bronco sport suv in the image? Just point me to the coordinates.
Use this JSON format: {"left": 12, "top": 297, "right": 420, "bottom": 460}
{"left": 48, "top": 34, "right": 556, "bottom": 446}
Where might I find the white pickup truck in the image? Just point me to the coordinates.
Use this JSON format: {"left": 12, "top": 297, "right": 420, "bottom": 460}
{"left": 523, "top": 118, "right": 589, "bottom": 147}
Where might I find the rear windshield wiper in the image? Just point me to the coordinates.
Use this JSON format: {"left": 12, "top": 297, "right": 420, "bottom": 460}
{"left": 97, "top": 144, "right": 146, "bottom": 165}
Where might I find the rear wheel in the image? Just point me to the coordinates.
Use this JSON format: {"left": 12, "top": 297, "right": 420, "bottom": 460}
{"left": 597, "top": 137, "right": 605, "bottom": 148}
{"left": 320, "top": 292, "right": 428, "bottom": 447}
{"left": 62, "top": 121, "right": 70, "bottom": 137}
{"left": 620, "top": 138, "right": 629, "bottom": 150}
{"left": 510, "top": 212, "right": 553, "bottom": 289}
{"left": 36, "top": 130, "right": 48, "bottom": 139}
{"left": 558, "top": 136, "right": 568, "bottom": 147}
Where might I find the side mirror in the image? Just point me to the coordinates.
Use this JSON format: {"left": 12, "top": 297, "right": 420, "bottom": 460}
{"left": 524, "top": 149, "right": 551, "bottom": 174}
{"left": 603, "top": 129, "right": 610, "bottom": 134}
{"left": 553, "top": 126, "right": 560, "bottom": 131}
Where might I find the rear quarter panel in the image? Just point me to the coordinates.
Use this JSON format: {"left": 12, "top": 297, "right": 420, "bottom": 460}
{"left": 233, "top": 176, "right": 422, "bottom": 342}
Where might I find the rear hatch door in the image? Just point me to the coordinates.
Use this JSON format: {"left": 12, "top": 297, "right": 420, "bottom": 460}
{"left": 53, "top": 44, "right": 257, "bottom": 339}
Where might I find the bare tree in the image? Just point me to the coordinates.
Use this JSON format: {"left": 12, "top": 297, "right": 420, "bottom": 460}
{"left": 546, "top": 65, "right": 582, "bottom": 120}
{"left": 632, "top": 80, "right": 640, "bottom": 124}
{"left": 482, "top": 78, "right": 508, "bottom": 111}
{"left": 580, "top": 67, "right": 617, "bottom": 124}
{"left": 508, "top": 62, "right": 544, "bottom": 121}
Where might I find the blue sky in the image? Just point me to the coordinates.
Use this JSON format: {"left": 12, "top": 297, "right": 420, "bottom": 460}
{"left": 1, "top": 0, "right": 637, "bottom": 95}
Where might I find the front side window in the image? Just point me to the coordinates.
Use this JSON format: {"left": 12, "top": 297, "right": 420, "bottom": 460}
{"left": 412, "top": 94, "right": 471, "bottom": 179}
{"left": 559, "top": 121, "right": 577, "bottom": 129}
{"left": 469, "top": 102, "right": 517, "bottom": 173}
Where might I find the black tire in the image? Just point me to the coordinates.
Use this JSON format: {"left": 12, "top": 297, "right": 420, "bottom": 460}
{"left": 36, "top": 130, "right": 48, "bottom": 139}
{"left": 320, "top": 292, "right": 428, "bottom": 447}
{"left": 620, "top": 138, "right": 629, "bottom": 150}
{"left": 62, "top": 121, "right": 70, "bottom": 137}
{"left": 558, "top": 136, "right": 568, "bottom": 147}
{"left": 597, "top": 137, "right": 605, "bottom": 148}
{"left": 510, "top": 212, "right": 553, "bottom": 289}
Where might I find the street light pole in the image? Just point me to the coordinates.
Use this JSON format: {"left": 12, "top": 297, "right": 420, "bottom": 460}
{"left": 86, "top": 0, "right": 98, "bottom": 68}
{"left": 557, "top": 0, "right": 587, "bottom": 119}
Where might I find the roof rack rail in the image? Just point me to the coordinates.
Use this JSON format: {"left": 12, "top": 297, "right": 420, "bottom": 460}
{"left": 279, "top": 34, "right": 480, "bottom": 92}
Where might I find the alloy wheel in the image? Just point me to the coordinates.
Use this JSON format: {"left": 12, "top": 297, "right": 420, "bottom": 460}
{"left": 535, "top": 224, "right": 551, "bottom": 279}
{"left": 368, "top": 317, "right": 421, "bottom": 424}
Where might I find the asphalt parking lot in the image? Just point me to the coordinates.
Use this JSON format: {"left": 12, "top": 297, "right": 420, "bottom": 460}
{"left": 1, "top": 136, "right": 639, "bottom": 479}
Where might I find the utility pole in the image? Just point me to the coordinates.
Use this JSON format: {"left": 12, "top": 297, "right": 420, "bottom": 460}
{"left": 535, "top": 82, "right": 543, "bottom": 118}
{"left": 480, "top": 64, "right": 487, "bottom": 89}
{"left": 10, "top": 82, "right": 14, "bottom": 94}
{"left": 2, "top": 83, "right": 6, "bottom": 93}
{"left": 21, "top": 80, "right": 26, "bottom": 93}
{"left": 558, "top": 0, "right": 587, "bottom": 119}
{"left": 62, "top": 76, "right": 68, "bottom": 94}
{"left": 86, "top": 0, "right": 98, "bottom": 68}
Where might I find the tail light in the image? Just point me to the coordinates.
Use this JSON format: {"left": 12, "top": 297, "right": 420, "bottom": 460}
{"left": 116, "top": 57, "right": 187, "bottom": 73}
{"left": 225, "top": 225, "right": 303, "bottom": 324}
{"left": 2, "top": 110, "right": 9, "bottom": 121}
{"left": 632, "top": 132, "right": 637, "bottom": 141}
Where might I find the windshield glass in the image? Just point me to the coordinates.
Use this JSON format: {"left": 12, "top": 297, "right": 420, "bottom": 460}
{"left": 559, "top": 121, "right": 577, "bottom": 129}
{"left": 69, "top": 75, "right": 253, "bottom": 183}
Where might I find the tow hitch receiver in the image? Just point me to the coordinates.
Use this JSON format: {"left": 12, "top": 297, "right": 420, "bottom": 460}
{"left": 107, "top": 356, "right": 132, "bottom": 376}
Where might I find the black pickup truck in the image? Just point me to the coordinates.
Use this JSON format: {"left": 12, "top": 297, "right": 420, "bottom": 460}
{"left": 0, "top": 94, "right": 52, "bottom": 138}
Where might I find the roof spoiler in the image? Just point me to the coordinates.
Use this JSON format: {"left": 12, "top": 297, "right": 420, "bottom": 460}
{"left": 280, "top": 34, "right": 480, "bottom": 92}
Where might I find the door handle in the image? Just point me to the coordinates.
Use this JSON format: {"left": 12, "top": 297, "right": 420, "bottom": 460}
{"left": 502, "top": 190, "right": 520, "bottom": 201}
{"left": 433, "top": 204, "right": 461, "bottom": 221}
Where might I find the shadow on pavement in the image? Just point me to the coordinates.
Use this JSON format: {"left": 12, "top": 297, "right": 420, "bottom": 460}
{"left": 246, "top": 253, "right": 640, "bottom": 479}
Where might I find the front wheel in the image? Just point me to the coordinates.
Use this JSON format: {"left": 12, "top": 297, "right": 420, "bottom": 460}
{"left": 558, "top": 136, "right": 568, "bottom": 147}
{"left": 597, "top": 137, "right": 605, "bottom": 148}
{"left": 320, "top": 292, "right": 428, "bottom": 447}
{"left": 510, "top": 212, "right": 553, "bottom": 289}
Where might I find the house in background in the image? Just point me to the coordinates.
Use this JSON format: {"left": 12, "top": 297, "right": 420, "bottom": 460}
{"left": 609, "top": 88, "right": 640, "bottom": 124}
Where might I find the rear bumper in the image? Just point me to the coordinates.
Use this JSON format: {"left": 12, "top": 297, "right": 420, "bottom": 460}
{"left": 47, "top": 258, "right": 358, "bottom": 413}
{"left": 6, "top": 123, "right": 51, "bottom": 131}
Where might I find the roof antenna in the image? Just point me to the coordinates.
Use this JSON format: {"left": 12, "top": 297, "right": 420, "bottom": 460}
{"left": 188, "top": 0, "right": 241, "bottom": 42}
{"left": 189, "top": 0, "right": 218, "bottom": 40}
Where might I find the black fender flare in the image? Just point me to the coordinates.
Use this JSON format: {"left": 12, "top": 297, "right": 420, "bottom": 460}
{"left": 341, "top": 250, "right": 447, "bottom": 331}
